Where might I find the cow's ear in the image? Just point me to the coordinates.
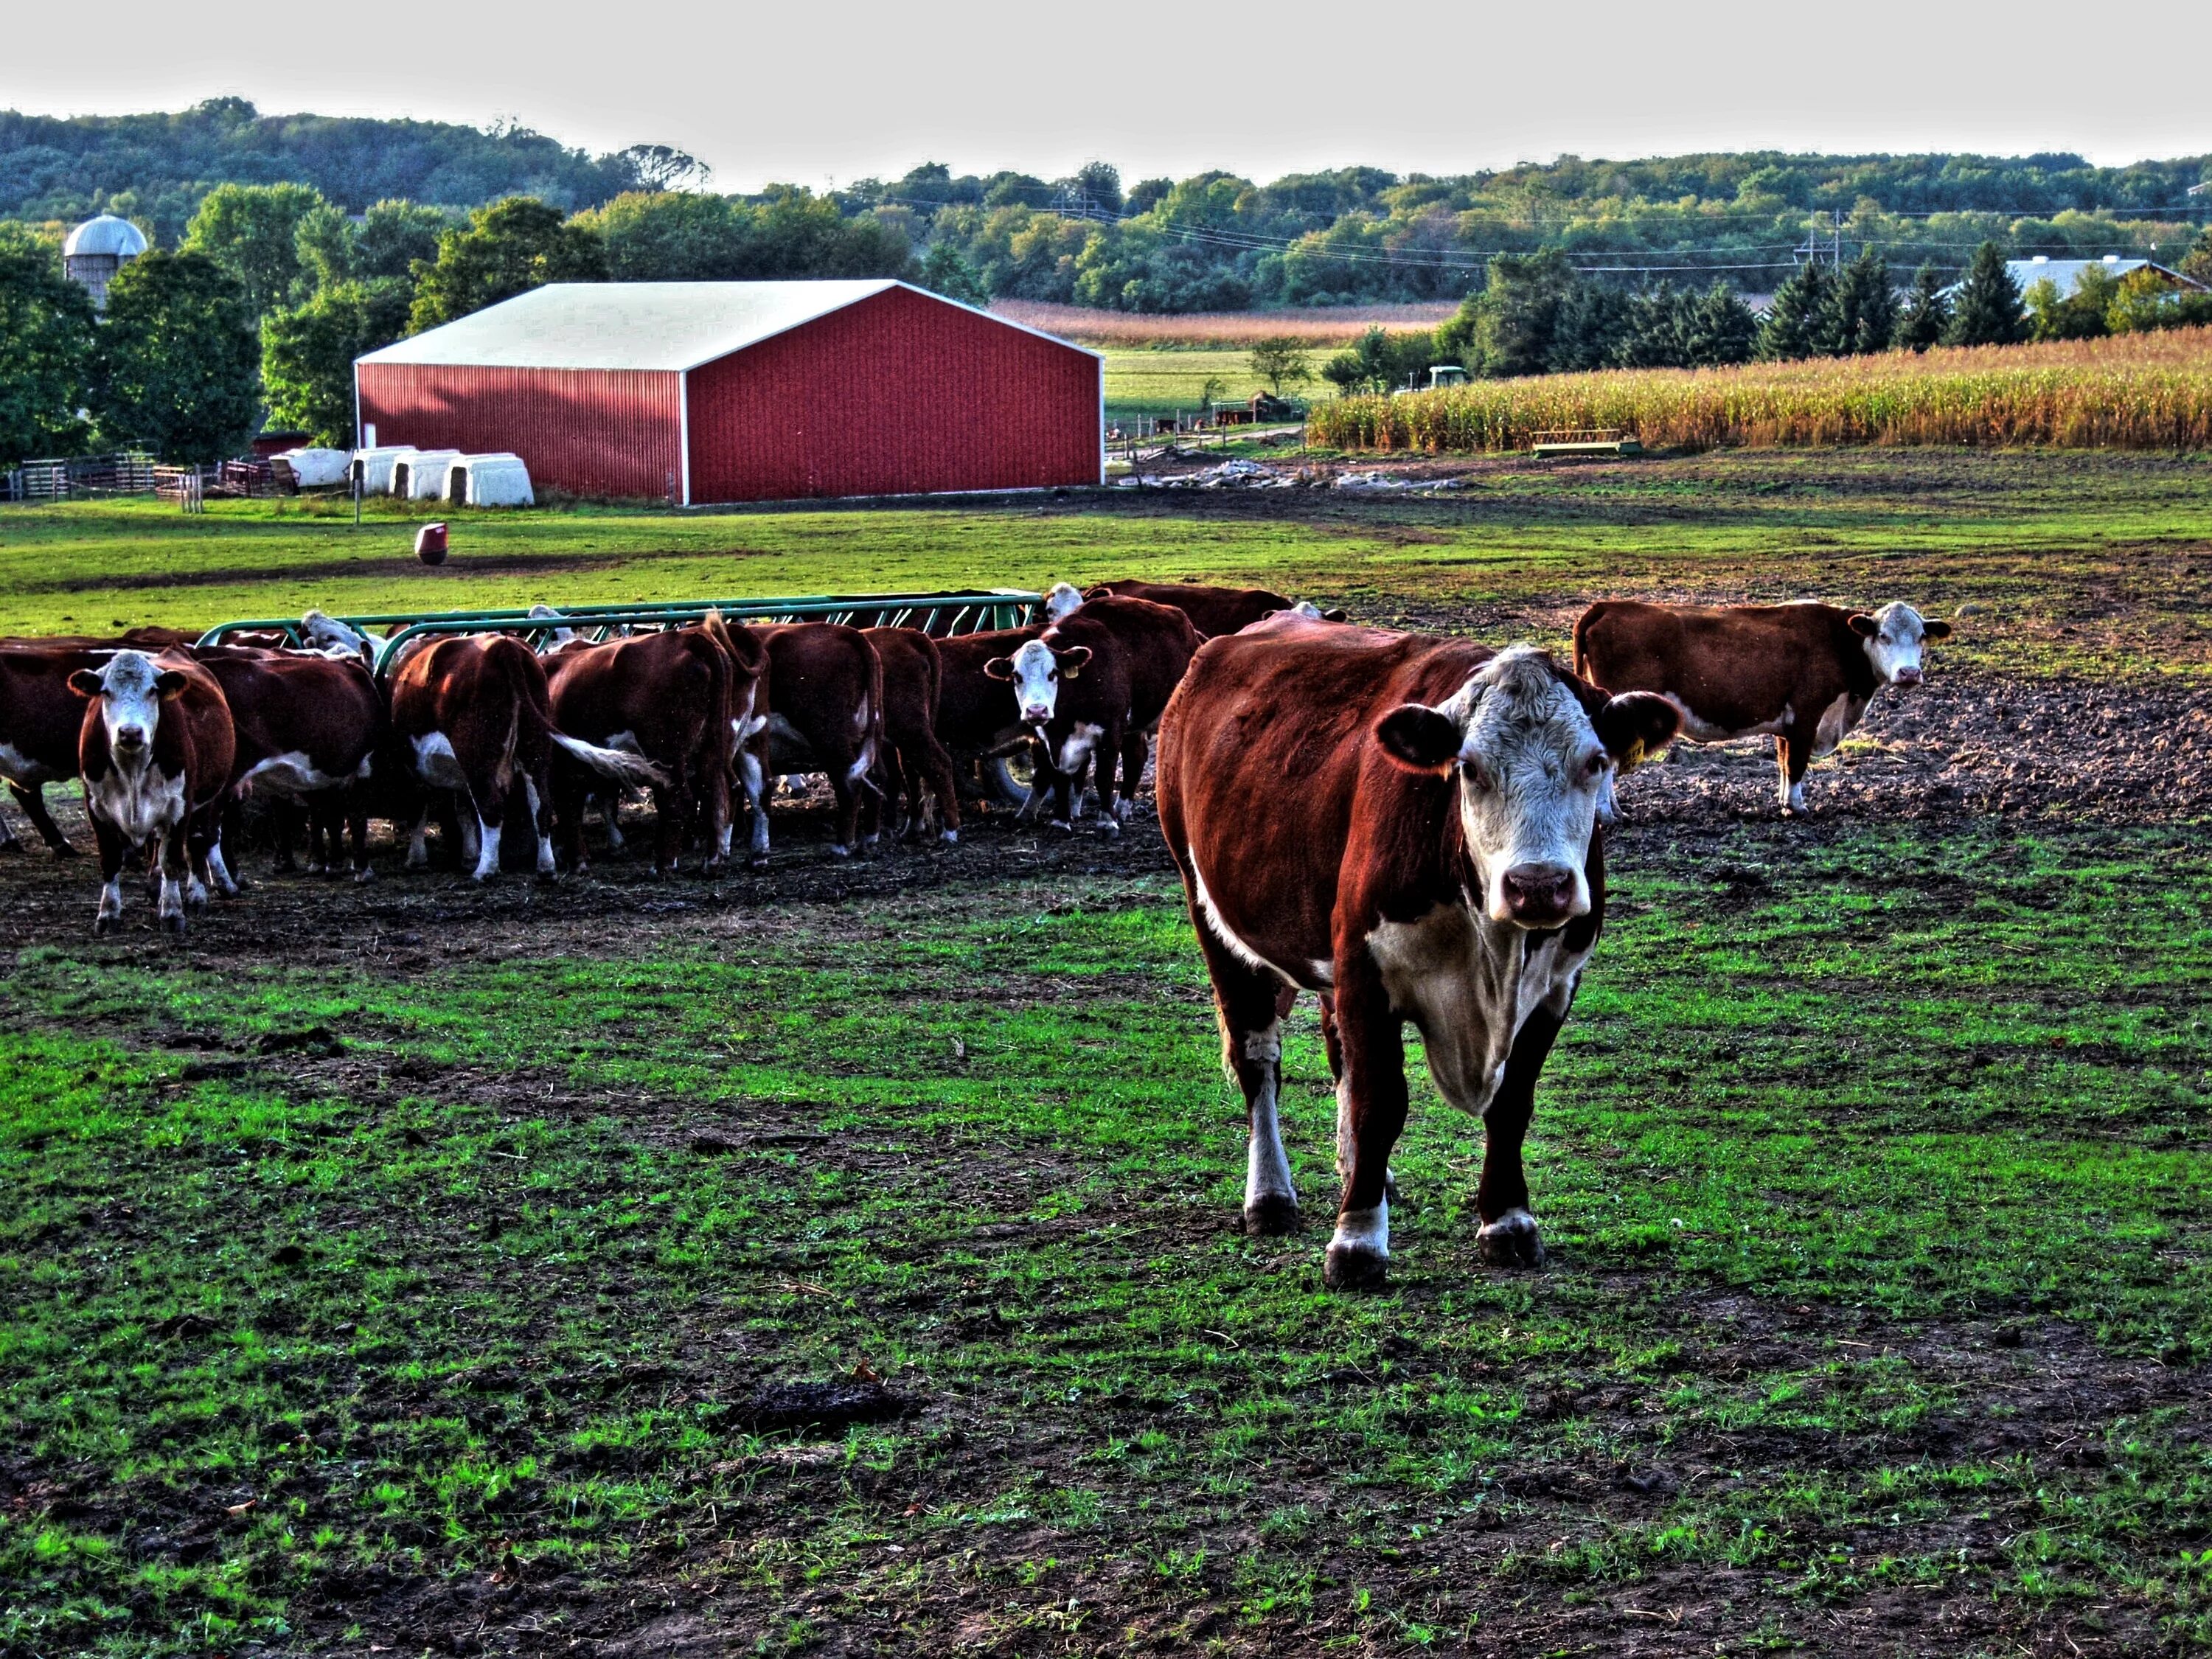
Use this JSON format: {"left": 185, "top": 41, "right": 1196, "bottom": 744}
{"left": 1593, "top": 692, "right": 1680, "bottom": 768}
{"left": 68, "top": 669, "right": 103, "bottom": 698}
{"left": 1056, "top": 645, "right": 1092, "bottom": 678}
{"left": 1374, "top": 703, "right": 1461, "bottom": 773}
{"left": 1847, "top": 613, "right": 1879, "bottom": 638}
{"left": 1321, "top": 608, "right": 1349, "bottom": 622}
{"left": 1921, "top": 619, "right": 1952, "bottom": 640}
{"left": 153, "top": 670, "right": 189, "bottom": 700}
{"left": 982, "top": 656, "right": 1015, "bottom": 681}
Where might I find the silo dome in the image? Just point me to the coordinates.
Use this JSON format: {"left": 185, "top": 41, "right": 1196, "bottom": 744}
{"left": 64, "top": 215, "right": 150, "bottom": 260}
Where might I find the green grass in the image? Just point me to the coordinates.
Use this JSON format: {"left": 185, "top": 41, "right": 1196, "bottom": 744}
{"left": 1100, "top": 346, "right": 1336, "bottom": 419}
{"left": 4, "top": 825, "right": 2211, "bottom": 1650}
{"left": 3, "top": 448, "right": 2209, "bottom": 682}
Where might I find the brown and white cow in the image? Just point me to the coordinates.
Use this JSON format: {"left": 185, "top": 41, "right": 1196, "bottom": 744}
{"left": 196, "top": 647, "right": 389, "bottom": 886}
{"left": 1572, "top": 599, "right": 1951, "bottom": 815}
{"left": 1157, "top": 620, "right": 1678, "bottom": 1288}
{"left": 861, "top": 627, "right": 960, "bottom": 844}
{"left": 545, "top": 614, "right": 760, "bottom": 875}
{"left": 1048, "top": 580, "right": 1346, "bottom": 637}
{"left": 987, "top": 596, "right": 1202, "bottom": 831}
{"left": 69, "top": 650, "right": 238, "bottom": 935}
{"left": 753, "top": 623, "right": 883, "bottom": 858}
{"left": 389, "top": 634, "right": 666, "bottom": 881}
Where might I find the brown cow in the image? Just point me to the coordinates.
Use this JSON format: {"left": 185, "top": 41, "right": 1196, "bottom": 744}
{"left": 0, "top": 646, "right": 110, "bottom": 855}
{"left": 389, "top": 634, "right": 665, "bottom": 882}
{"left": 987, "top": 596, "right": 1201, "bottom": 831}
{"left": 861, "top": 627, "right": 960, "bottom": 844}
{"left": 195, "top": 647, "right": 389, "bottom": 885}
{"left": 754, "top": 623, "right": 884, "bottom": 858}
{"left": 1157, "top": 619, "right": 1678, "bottom": 1288}
{"left": 545, "top": 614, "right": 762, "bottom": 875}
{"left": 69, "top": 650, "right": 237, "bottom": 935}
{"left": 1046, "top": 580, "right": 1346, "bottom": 636}
{"left": 1572, "top": 599, "right": 1952, "bottom": 815}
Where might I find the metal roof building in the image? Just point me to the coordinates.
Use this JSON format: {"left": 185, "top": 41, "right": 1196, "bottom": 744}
{"left": 2001, "top": 255, "right": 2209, "bottom": 299}
{"left": 354, "top": 281, "right": 1103, "bottom": 504}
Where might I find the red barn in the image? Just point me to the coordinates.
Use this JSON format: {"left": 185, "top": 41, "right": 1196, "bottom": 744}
{"left": 353, "top": 280, "right": 1102, "bottom": 504}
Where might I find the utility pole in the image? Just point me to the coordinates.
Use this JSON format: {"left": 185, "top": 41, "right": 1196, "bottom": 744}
{"left": 1834, "top": 209, "right": 1843, "bottom": 271}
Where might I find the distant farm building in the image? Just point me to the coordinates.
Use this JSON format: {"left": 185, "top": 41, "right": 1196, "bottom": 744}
{"left": 353, "top": 281, "right": 1103, "bottom": 504}
{"left": 1999, "top": 255, "right": 2209, "bottom": 300}
{"left": 63, "top": 215, "right": 147, "bottom": 311}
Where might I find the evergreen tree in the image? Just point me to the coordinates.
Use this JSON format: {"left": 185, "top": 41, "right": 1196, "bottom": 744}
{"left": 1892, "top": 262, "right": 1951, "bottom": 352}
{"left": 1681, "top": 281, "right": 1760, "bottom": 366}
{"left": 1760, "top": 260, "right": 1838, "bottom": 359}
{"left": 93, "top": 250, "right": 260, "bottom": 462}
{"left": 1832, "top": 247, "right": 1896, "bottom": 355}
{"left": 1943, "top": 241, "right": 2026, "bottom": 348}
{"left": 0, "top": 226, "right": 98, "bottom": 465}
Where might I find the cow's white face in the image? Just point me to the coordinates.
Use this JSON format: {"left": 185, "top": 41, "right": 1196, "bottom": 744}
{"left": 1377, "top": 647, "right": 1679, "bottom": 929}
{"left": 1849, "top": 601, "right": 1950, "bottom": 689}
{"left": 992, "top": 639, "right": 1091, "bottom": 728}
{"left": 1043, "top": 582, "right": 1085, "bottom": 622}
{"left": 300, "top": 610, "right": 380, "bottom": 664}
{"left": 74, "top": 650, "right": 183, "bottom": 765}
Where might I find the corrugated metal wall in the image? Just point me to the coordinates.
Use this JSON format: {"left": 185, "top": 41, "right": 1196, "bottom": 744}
{"left": 685, "top": 287, "right": 1099, "bottom": 504}
{"left": 354, "top": 364, "right": 684, "bottom": 501}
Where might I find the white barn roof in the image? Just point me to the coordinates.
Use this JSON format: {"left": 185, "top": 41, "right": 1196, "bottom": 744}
{"left": 64, "top": 214, "right": 148, "bottom": 259}
{"left": 357, "top": 280, "right": 1087, "bottom": 375}
{"left": 2003, "top": 257, "right": 2208, "bottom": 297}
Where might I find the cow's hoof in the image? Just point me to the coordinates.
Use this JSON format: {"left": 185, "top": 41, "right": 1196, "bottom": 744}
{"left": 1323, "top": 1242, "right": 1389, "bottom": 1292}
{"left": 352, "top": 866, "right": 375, "bottom": 886}
{"left": 748, "top": 855, "right": 771, "bottom": 872}
{"left": 93, "top": 914, "right": 118, "bottom": 936}
{"left": 939, "top": 828, "right": 959, "bottom": 845}
{"left": 1477, "top": 1208, "right": 1545, "bottom": 1269}
{"left": 1098, "top": 816, "right": 1122, "bottom": 838}
{"left": 1048, "top": 818, "right": 1073, "bottom": 835}
{"left": 160, "top": 913, "right": 187, "bottom": 937}
{"left": 50, "top": 841, "right": 79, "bottom": 859}
{"left": 828, "top": 844, "right": 852, "bottom": 859}
{"left": 1243, "top": 1194, "right": 1301, "bottom": 1236}
{"left": 536, "top": 869, "right": 560, "bottom": 886}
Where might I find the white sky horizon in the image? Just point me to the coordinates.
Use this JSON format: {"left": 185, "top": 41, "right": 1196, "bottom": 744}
{"left": 7, "top": 0, "right": 2208, "bottom": 195}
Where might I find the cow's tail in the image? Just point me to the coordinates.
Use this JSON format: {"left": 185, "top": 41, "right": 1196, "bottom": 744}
{"left": 1570, "top": 607, "right": 1599, "bottom": 684}
{"left": 850, "top": 630, "right": 886, "bottom": 791}
{"left": 549, "top": 731, "right": 667, "bottom": 791}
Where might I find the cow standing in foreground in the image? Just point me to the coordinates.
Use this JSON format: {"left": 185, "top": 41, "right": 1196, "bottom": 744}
{"left": 1573, "top": 599, "right": 1950, "bottom": 815}
{"left": 69, "top": 650, "right": 237, "bottom": 935}
{"left": 389, "top": 635, "right": 666, "bottom": 881}
{"left": 1157, "top": 620, "right": 1678, "bottom": 1288}
{"left": 988, "top": 596, "right": 1202, "bottom": 831}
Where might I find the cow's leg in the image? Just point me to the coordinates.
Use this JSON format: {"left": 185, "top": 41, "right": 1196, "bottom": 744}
{"left": 523, "top": 771, "right": 557, "bottom": 881}
{"left": 158, "top": 819, "right": 191, "bottom": 935}
{"left": 90, "top": 813, "right": 128, "bottom": 933}
{"left": 407, "top": 798, "right": 434, "bottom": 870}
{"left": 652, "top": 776, "right": 684, "bottom": 877}
{"left": 738, "top": 737, "right": 771, "bottom": 868}
{"left": 554, "top": 767, "right": 590, "bottom": 874}
{"left": 10, "top": 782, "right": 77, "bottom": 857}
{"left": 191, "top": 804, "right": 228, "bottom": 907}
{"left": 921, "top": 735, "right": 960, "bottom": 845}
{"left": 271, "top": 798, "right": 302, "bottom": 872}
{"left": 1326, "top": 963, "right": 1408, "bottom": 1290}
{"left": 1193, "top": 931, "right": 1300, "bottom": 1235}
{"left": 698, "top": 740, "right": 729, "bottom": 877}
{"left": 1116, "top": 729, "right": 1149, "bottom": 825}
{"left": 823, "top": 742, "right": 868, "bottom": 858}
{"left": 346, "top": 785, "right": 373, "bottom": 884}
{"left": 1091, "top": 721, "right": 1127, "bottom": 835}
{"left": 1464, "top": 1000, "right": 1570, "bottom": 1270}
{"left": 1775, "top": 731, "right": 1813, "bottom": 815}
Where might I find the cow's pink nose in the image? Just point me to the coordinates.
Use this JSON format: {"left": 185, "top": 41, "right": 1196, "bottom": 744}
{"left": 1500, "top": 863, "right": 1577, "bottom": 927}
{"left": 1894, "top": 667, "right": 1923, "bottom": 686}
{"left": 1022, "top": 705, "right": 1051, "bottom": 723}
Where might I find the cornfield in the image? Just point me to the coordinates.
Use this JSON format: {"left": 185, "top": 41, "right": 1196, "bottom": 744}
{"left": 1309, "top": 328, "right": 2212, "bottom": 453}
{"left": 990, "top": 300, "right": 1459, "bottom": 349}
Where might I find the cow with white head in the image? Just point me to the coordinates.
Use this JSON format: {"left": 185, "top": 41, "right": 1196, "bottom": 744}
{"left": 1158, "top": 623, "right": 1678, "bottom": 1289}
{"left": 68, "top": 650, "right": 236, "bottom": 935}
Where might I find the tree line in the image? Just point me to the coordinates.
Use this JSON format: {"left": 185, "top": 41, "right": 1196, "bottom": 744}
{"left": 1237, "top": 238, "right": 2212, "bottom": 402}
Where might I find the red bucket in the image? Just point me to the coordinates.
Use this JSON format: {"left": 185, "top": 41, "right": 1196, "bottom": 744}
{"left": 415, "top": 522, "right": 449, "bottom": 566}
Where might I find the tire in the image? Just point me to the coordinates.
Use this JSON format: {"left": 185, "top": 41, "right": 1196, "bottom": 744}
{"left": 981, "top": 749, "right": 1034, "bottom": 810}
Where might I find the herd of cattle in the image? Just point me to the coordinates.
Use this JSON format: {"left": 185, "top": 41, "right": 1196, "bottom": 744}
{"left": 3, "top": 582, "right": 1949, "bottom": 1281}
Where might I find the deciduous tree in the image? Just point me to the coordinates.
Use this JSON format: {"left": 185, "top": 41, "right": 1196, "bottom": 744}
{"left": 408, "top": 196, "right": 608, "bottom": 331}
{"left": 93, "top": 250, "right": 260, "bottom": 462}
{"left": 1248, "top": 335, "right": 1312, "bottom": 395}
{"left": 0, "top": 226, "right": 97, "bottom": 465}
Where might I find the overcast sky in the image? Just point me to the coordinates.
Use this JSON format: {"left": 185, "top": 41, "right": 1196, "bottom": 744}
{"left": 9, "top": 0, "right": 2210, "bottom": 191}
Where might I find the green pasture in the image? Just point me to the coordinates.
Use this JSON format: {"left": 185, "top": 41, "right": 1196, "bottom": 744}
{"left": 1, "top": 448, "right": 2208, "bottom": 681}
{"left": 4, "top": 824, "right": 2210, "bottom": 1651}
{"left": 1100, "top": 346, "right": 1338, "bottom": 419}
